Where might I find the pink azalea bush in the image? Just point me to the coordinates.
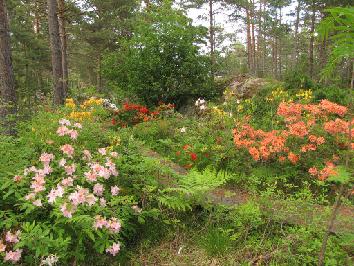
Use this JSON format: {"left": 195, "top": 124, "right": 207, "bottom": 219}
{"left": 0, "top": 118, "right": 143, "bottom": 264}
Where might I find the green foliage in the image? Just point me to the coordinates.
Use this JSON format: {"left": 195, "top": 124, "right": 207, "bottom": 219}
{"left": 103, "top": 2, "right": 211, "bottom": 106}
{"left": 198, "top": 227, "right": 232, "bottom": 256}
{"left": 317, "top": 7, "right": 354, "bottom": 80}
{"left": 284, "top": 70, "right": 314, "bottom": 90}
{"left": 158, "top": 168, "right": 228, "bottom": 211}
{"left": 313, "top": 86, "right": 351, "bottom": 105}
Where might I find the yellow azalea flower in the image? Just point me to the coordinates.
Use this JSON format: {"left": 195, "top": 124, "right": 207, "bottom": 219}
{"left": 69, "top": 111, "right": 92, "bottom": 121}
{"left": 81, "top": 97, "right": 104, "bottom": 109}
{"left": 65, "top": 98, "right": 76, "bottom": 109}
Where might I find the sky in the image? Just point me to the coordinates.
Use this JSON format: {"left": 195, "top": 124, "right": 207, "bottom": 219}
{"left": 180, "top": 1, "right": 298, "bottom": 51}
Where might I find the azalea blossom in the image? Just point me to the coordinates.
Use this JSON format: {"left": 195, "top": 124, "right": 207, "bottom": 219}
{"left": 110, "top": 151, "right": 118, "bottom": 158}
{"left": 61, "top": 177, "right": 74, "bottom": 187}
{"left": 59, "top": 158, "right": 66, "bottom": 167}
{"left": 69, "top": 187, "right": 89, "bottom": 206}
{"left": 93, "top": 215, "right": 107, "bottom": 230}
{"left": 60, "top": 144, "right": 74, "bottom": 158}
{"left": 0, "top": 241, "right": 6, "bottom": 252}
{"left": 59, "top": 118, "right": 71, "bottom": 126}
{"left": 99, "top": 197, "right": 106, "bottom": 207}
{"left": 13, "top": 175, "right": 22, "bottom": 183}
{"left": 93, "top": 183, "right": 104, "bottom": 196}
{"left": 73, "top": 123, "right": 82, "bottom": 129}
{"left": 98, "top": 148, "right": 107, "bottom": 155}
{"left": 47, "top": 185, "right": 65, "bottom": 204}
{"left": 83, "top": 150, "right": 92, "bottom": 161}
{"left": 84, "top": 171, "right": 97, "bottom": 182}
{"left": 85, "top": 194, "right": 97, "bottom": 206}
{"left": 4, "top": 249, "right": 22, "bottom": 263}
{"left": 65, "top": 164, "right": 76, "bottom": 176}
{"left": 56, "top": 126, "right": 69, "bottom": 136}
{"left": 40, "top": 254, "right": 59, "bottom": 266}
{"left": 39, "top": 153, "right": 55, "bottom": 165}
{"left": 69, "top": 130, "right": 78, "bottom": 140}
{"left": 111, "top": 186, "right": 120, "bottom": 196}
{"left": 33, "top": 199, "right": 43, "bottom": 207}
{"left": 60, "top": 202, "right": 75, "bottom": 218}
{"left": 106, "top": 242, "right": 120, "bottom": 256}
{"left": 107, "top": 218, "right": 121, "bottom": 233}
{"left": 5, "top": 231, "right": 20, "bottom": 243}
{"left": 98, "top": 167, "right": 111, "bottom": 179}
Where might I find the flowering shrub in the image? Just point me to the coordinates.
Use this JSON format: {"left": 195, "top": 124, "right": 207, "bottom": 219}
{"left": 0, "top": 118, "right": 143, "bottom": 264}
{"left": 233, "top": 99, "right": 353, "bottom": 182}
{"left": 175, "top": 144, "right": 212, "bottom": 170}
{"left": 64, "top": 97, "right": 107, "bottom": 121}
{"left": 111, "top": 102, "right": 175, "bottom": 127}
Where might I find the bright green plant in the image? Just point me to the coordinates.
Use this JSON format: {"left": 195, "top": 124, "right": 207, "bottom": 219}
{"left": 102, "top": 2, "right": 211, "bottom": 106}
{"left": 318, "top": 7, "right": 354, "bottom": 80}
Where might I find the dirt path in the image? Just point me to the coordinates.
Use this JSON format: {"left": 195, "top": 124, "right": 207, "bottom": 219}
{"left": 142, "top": 147, "right": 354, "bottom": 235}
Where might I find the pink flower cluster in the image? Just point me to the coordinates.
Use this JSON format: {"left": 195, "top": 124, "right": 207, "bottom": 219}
{"left": 308, "top": 161, "right": 337, "bottom": 181}
{"left": 68, "top": 186, "right": 97, "bottom": 207}
{"left": 13, "top": 118, "right": 128, "bottom": 258}
{"left": 106, "top": 242, "right": 120, "bottom": 256}
{"left": 24, "top": 153, "right": 55, "bottom": 206}
{"left": 0, "top": 230, "right": 22, "bottom": 263}
{"left": 94, "top": 215, "right": 122, "bottom": 233}
{"left": 84, "top": 157, "right": 118, "bottom": 182}
{"left": 56, "top": 119, "right": 82, "bottom": 140}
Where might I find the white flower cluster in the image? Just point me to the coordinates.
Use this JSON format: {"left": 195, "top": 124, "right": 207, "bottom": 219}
{"left": 195, "top": 98, "right": 206, "bottom": 111}
{"left": 40, "top": 254, "right": 59, "bottom": 266}
{"left": 103, "top": 99, "right": 118, "bottom": 112}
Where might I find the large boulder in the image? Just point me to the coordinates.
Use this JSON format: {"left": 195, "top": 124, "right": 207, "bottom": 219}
{"left": 228, "top": 75, "right": 269, "bottom": 99}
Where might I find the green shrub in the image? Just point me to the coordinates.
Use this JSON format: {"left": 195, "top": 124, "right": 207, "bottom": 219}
{"left": 102, "top": 2, "right": 211, "bottom": 107}
{"left": 284, "top": 70, "right": 314, "bottom": 90}
{"left": 199, "top": 227, "right": 232, "bottom": 256}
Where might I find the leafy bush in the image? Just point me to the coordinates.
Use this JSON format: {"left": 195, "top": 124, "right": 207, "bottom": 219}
{"left": 313, "top": 86, "right": 351, "bottom": 106}
{"left": 102, "top": 2, "right": 211, "bottom": 107}
{"left": 284, "top": 70, "right": 314, "bottom": 90}
{"left": 0, "top": 119, "right": 137, "bottom": 264}
{"left": 199, "top": 227, "right": 232, "bottom": 256}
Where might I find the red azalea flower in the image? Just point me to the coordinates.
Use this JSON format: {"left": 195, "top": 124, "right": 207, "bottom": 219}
{"left": 123, "top": 103, "right": 130, "bottom": 111}
{"left": 112, "top": 118, "right": 116, "bottom": 125}
{"left": 139, "top": 107, "right": 149, "bottom": 114}
{"left": 183, "top": 144, "right": 190, "bottom": 150}
{"left": 190, "top": 152, "right": 197, "bottom": 161}
{"left": 176, "top": 151, "right": 181, "bottom": 156}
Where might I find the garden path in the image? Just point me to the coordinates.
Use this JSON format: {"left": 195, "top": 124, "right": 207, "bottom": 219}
{"left": 142, "top": 147, "right": 354, "bottom": 235}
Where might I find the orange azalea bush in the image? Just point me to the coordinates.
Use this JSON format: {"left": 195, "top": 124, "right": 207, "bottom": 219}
{"left": 233, "top": 99, "right": 353, "bottom": 181}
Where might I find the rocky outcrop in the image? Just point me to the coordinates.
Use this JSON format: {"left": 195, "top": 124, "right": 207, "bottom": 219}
{"left": 227, "top": 75, "right": 269, "bottom": 99}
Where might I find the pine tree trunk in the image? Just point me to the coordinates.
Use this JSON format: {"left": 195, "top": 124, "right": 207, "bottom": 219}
{"left": 47, "top": 0, "right": 64, "bottom": 105}
{"left": 209, "top": 0, "right": 215, "bottom": 81}
{"left": 34, "top": 0, "right": 40, "bottom": 34}
{"left": 246, "top": 8, "right": 252, "bottom": 73}
{"left": 309, "top": 1, "right": 316, "bottom": 78}
{"left": 58, "top": 0, "right": 68, "bottom": 99}
{"left": 257, "top": 0, "right": 262, "bottom": 76}
{"left": 251, "top": 0, "right": 256, "bottom": 75}
{"left": 294, "top": 0, "right": 301, "bottom": 65}
{"left": 278, "top": 7, "right": 282, "bottom": 78}
{"left": 97, "top": 54, "right": 102, "bottom": 92}
{"left": 0, "top": 0, "right": 17, "bottom": 135}
{"left": 262, "top": 1, "right": 266, "bottom": 75}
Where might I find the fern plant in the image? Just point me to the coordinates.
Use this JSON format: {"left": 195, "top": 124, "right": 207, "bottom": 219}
{"left": 158, "top": 168, "right": 229, "bottom": 211}
{"left": 317, "top": 7, "right": 354, "bottom": 80}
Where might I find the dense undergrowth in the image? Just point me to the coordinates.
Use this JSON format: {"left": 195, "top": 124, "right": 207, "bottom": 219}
{"left": 0, "top": 82, "right": 353, "bottom": 265}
